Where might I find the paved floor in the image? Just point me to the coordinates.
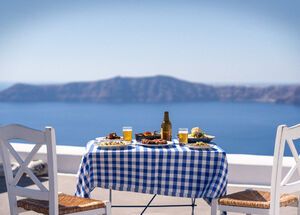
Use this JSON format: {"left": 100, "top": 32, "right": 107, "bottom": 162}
{"left": 0, "top": 174, "right": 297, "bottom": 215}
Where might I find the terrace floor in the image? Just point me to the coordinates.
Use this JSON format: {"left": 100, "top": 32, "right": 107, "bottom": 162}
{"left": 0, "top": 174, "right": 297, "bottom": 215}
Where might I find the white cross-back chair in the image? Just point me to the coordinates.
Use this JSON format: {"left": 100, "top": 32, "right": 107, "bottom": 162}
{"left": 211, "top": 124, "right": 300, "bottom": 215}
{"left": 0, "top": 124, "right": 111, "bottom": 215}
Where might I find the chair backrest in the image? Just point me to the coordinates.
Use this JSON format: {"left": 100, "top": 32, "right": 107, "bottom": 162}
{"left": 270, "top": 124, "right": 300, "bottom": 213}
{"left": 0, "top": 124, "right": 58, "bottom": 215}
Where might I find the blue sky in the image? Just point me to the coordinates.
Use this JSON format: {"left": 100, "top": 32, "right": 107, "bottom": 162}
{"left": 0, "top": 0, "right": 299, "bottom": 84}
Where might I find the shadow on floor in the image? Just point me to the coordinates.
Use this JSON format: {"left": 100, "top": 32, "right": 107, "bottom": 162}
{"left": 0, "top": 176, "right": 48, "bottom": 194}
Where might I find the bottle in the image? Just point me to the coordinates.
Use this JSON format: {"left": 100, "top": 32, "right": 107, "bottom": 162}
{"left": 161, "top": 111, "right": 172, "bottom": 141}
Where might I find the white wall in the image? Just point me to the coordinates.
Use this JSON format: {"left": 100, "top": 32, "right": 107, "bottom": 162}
{"left": 228, "top": 154, "right": 294, "bottom": 186}
{"left": 1, "top": 143, "right": 296, "bottom": 187}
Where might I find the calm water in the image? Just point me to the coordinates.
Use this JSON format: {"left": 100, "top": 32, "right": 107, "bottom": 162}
{"left": 0, "top": 102, "right": 299, "bottom": 155}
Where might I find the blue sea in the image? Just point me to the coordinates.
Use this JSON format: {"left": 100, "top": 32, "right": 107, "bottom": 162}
{"left": 0, "top": 102, "right": 299, "bottom": 155}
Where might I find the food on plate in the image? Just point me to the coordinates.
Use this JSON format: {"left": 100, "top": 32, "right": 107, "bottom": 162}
{"left": 189, "top": 127, "right": 205, "bottom": 138}
{"left": 189, "top": 141, "right": 210, "bottom": 148}
{"left": 98, "top": 140, "right": 127, "bottom": 147}
{"left": 106, "top": 132, "right": 121, "bottom": 140}
{"left": 143, "top": 131, "right": 153, "bottom": 136}
{"left": 187, "top": 127, "right": 215, "bottom": 143}
{"left": 141, "top": 139, "right": 167, "bottom": 145}
{"left": 135, "top": 131, "right": 161, "bottom": 141}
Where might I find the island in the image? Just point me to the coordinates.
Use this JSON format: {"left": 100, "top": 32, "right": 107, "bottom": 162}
{"left": 0, "top": 76, "right": 299, "bottom": 105}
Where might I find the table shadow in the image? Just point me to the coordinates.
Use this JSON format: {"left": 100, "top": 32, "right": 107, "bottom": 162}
{"left": 0, "top": 175, "right": 48, "bottom": 194}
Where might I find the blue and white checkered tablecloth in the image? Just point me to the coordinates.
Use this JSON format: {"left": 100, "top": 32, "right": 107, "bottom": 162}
{"left": 75, "top": 141, "right": 228, "bottom": 201}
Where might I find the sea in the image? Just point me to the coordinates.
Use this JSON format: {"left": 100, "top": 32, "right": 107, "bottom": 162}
{"left": 0, "top": 102, "right": 300, "bottom": 156}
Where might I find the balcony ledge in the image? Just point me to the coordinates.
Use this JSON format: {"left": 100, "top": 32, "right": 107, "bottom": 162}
{"left": 0, "top": 143, "right": 296, "bottom": 187}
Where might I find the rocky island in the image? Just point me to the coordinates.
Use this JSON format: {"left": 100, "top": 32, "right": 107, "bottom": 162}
{"left": 0, "top": 76, "right": 299, "bottom": 105}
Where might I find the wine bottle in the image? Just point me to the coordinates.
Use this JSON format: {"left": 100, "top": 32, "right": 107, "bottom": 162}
{"left": 161, "top": 111, "right": 172, "bottom": 141}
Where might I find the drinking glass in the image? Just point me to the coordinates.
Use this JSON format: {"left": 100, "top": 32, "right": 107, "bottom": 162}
{"left": 178, "top": 128, "right": 188, "bottom": 144}
{"left": 123, "top": 126, "right": 132, "bottom": 141}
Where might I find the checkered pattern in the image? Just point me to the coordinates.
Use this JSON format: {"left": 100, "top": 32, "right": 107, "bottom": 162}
{"left": 75, "top": 141, "right": 228, "bottom": 201}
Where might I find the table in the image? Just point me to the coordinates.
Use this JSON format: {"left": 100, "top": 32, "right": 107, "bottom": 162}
{"left": 75, "top": 140, "right": 228, "bottom": 214}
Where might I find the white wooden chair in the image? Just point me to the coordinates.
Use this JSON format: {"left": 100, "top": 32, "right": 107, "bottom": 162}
{"left": 211, "top": 124, "right": 300, "bottom": 215}
{"left": 0, "top": 124, "right": 111, "bottom": 215}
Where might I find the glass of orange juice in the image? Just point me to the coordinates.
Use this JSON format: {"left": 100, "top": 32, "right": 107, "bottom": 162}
{"left": 178, "top": 128, "right": 188, "bottom": 144}
{"left": 123, "top": 126, "right": 132, "bottom": 142}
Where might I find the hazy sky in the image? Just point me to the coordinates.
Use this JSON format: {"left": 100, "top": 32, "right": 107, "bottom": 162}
{"left": 0, "top": 0, "right": 299, "bottom": 84}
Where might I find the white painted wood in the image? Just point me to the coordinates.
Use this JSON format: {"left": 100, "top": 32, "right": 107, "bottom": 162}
{"left": 4, "top": 140, "right": 24, "bottom": 164}
{"left": 23, "top": 167, "right": 48, "bottom": 192}
{"left": 218, "top": 205, "right": 270, "bottom": 214}
{"left": 298, "top": 195, "right": 300, "bottom": 215}
{"left": 0, "top": 124, "right": 111, "bottom": 215}
{"left": 0, "top": 124, "right": 45, "bottom": 144}
{"left": 214, "top": 124, "right": 300, "bottom": 215}
{"left": 286, "top": 138, "right": 300, "bottom": 177}
{"left": 0, "top": 139, "right": 18, "bottom": 215}
{"left": 104, "top": 201, "right": 112, "bottom": 215}
{"left": 45, "top": 127, "right": 59, "bottom": 215}
{"left": 68, "top": 208, "right": 107, "bottom": 215}
{"left": 281, "top": 162, "right": 299, "bottom": 186}
{"left": 12, "top": 143, "right": 43, "bottom": 186}
{"left": 211, "top": 198, "right": 218, "bottom": 215}
{"left": 270, "top": 125, "right": 286, "bottom": 215}
{"left": 13, "top": 187, "right": 49, "bottom": 200}
{"left": 286, "top": 124, "right": 300, "bottom": 140}
{"left": 280, "top": 181, "right": 300, "bottom": 193}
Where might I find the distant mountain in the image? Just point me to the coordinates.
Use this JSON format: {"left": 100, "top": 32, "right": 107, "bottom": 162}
{"left": 0, "top": 76, "right": 299, "bottom": 105}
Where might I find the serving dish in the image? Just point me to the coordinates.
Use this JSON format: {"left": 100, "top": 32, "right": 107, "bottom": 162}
{"left": 186, "top": 142, "right": 213, "bottom": 149}
{"left": 136, "top": 139, "right": 174, "bottom": 148}
{"left": 94, "top": 138, "right": 132, "bottom": 149}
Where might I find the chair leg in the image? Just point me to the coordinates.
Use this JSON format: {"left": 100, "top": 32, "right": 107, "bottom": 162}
{"left": 105, "top": 201, "right": 112, "bottom": 215}
{"left": 298, "top": 197, "right": 300, "bottom": 215}
{"left": 211, "top": 199, "right": 218, "bottom": 215}
{"left": 8, "top": 192, "right": 18, "bottom": 215}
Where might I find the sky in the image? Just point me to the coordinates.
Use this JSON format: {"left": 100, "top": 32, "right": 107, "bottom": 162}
{"left": 0, "top": 0, "right": 299, "bottom": 84}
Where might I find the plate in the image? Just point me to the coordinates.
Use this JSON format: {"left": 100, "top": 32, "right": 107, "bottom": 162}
{"left": 136, "top": 141, "right": 174, "bottom": 148}
{"left": 188, "top": 134, "right": 215, "bottom": 143}
{"left": 186, "top": 143, "right": 213, "bottom": 150}
{"left": 95, "top": 136, "right": 123, "bottom": 141}
{"left": 94, "top": 139, "right": 132, "bottom": 149}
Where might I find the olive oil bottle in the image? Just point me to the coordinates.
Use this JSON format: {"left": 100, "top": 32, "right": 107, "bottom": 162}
{"left": 161, "top": 111, "right": 172, "bottom": 141}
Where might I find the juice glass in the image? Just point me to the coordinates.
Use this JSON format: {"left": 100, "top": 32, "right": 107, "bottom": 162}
{"left": 178, "top": 128, "right": 188, "bottom": 144}
{"left": 123, "top": 126, "right": 132, "bottom": 142}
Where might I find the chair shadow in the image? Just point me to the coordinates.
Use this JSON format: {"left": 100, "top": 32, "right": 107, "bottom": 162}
{"left": 0, "top": 175, "right": 49, "bottom": 194}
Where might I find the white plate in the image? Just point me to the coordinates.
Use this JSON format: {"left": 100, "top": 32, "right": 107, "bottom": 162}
{"left": 135, "top": 141, "right": 174, "bottom": 148}
{"left": 94, "top": 139, "right": 132, "bottom": 149}
{"left": 95, "top": 136, "right": 124, "bottom": 141}
{"left": 186, "top": 143, "right": 213, "bottom": 150}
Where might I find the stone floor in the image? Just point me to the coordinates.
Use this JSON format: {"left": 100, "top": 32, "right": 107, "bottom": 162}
{"left": 0, "top": 174, "right": 297, "bottom": 215}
